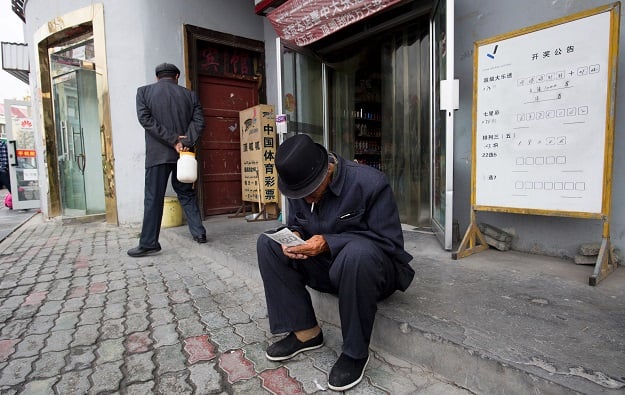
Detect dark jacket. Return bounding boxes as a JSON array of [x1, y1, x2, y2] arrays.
[[136, 78, 205, 168], [286, 154, 415, 291]]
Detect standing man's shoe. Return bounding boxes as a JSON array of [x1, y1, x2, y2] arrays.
[[328, 353, 370, 391], [193, 235, 207, 243], [127, 245, 162, 257]]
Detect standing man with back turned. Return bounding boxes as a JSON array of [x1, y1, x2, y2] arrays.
[[128, 62, 207, 258], [257, 134, 415, 391]]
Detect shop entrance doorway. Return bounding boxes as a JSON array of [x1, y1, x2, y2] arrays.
[[49, 39, 106, 219], [276, 0, 456, 249], [186, 26, 266, 218], [325, 25, 432, 229], [278, 23, 432, 227], [36, 5, 117, 224], [197, 76, 258, 215]]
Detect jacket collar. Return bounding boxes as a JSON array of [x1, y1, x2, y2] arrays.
[[158, 78, 178, 84], [327, 152, 345, 197]]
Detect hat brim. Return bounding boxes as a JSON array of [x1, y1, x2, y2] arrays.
[[277, 143, 328, 199]]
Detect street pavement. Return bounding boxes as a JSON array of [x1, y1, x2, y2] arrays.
[[0, 189, 37, 243], [0, 206, 471, 394]]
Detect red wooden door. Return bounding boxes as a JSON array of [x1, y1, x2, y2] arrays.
[[197, 75, 258, 216]]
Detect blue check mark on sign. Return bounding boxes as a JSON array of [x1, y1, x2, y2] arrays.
[[487, 44, 499, 59]]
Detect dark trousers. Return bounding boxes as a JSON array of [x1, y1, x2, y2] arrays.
[[0, 170, 10, 193], [139, 163, 206, 248], [257, 234, 397, 359]]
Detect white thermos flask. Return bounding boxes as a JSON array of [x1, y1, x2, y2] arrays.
[[177, 151, 197, 183]]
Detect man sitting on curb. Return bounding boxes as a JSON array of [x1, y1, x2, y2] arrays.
[[256, 134, 415, 391]]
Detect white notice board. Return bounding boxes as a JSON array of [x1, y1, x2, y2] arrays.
[[472, 3, 620, 218]]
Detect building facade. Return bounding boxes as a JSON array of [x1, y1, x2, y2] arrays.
[[8, 0, 625, 268]]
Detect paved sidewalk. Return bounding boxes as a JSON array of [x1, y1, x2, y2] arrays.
[[0, 214, 470, 394], [0, 189, 37, 243]]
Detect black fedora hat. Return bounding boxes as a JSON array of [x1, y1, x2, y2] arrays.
[[275, 134, 329, 199]]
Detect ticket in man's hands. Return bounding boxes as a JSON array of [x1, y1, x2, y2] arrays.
[[263, 227, 306, 247]]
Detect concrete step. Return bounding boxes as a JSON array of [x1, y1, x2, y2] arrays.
[[163, 215, 625, 395]]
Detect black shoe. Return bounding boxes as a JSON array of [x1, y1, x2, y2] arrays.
[[193, 235, 207, 243], [265, 331, 324, 361], [328, 353, 370, 391], [127, 245, 161, 257]]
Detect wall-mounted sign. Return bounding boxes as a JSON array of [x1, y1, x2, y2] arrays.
[[16, 149, 35, 158], [197, 42, 259, 78], [473, 5, 619, 217]]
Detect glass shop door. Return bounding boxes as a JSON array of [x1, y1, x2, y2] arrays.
[[52, 69, 105, 217], [276, 39, 327, 222], [430, 0, 457, 250], [5, 100, 41, 210], [277, 39, 326, 145]]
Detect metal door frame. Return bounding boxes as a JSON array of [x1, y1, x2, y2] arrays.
[[430, 0, 457, 250]]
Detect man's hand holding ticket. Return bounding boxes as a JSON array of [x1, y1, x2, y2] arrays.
[[263, 227, 306, 247]]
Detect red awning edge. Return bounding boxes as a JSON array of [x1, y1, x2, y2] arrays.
[[267, 0, 404, 47]]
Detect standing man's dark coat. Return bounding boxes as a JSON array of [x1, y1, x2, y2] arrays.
[[136, 77, 204, 167]]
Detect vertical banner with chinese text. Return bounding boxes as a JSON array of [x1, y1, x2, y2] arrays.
[[239, 105, 280, 205]]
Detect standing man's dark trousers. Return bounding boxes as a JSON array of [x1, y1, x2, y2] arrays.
[[139, 163, 206, 249], [257, 234, 397, 359]]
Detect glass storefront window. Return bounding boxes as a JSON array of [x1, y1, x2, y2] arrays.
[[280, 46, 324, 144], [5, 101, 40, 208]]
